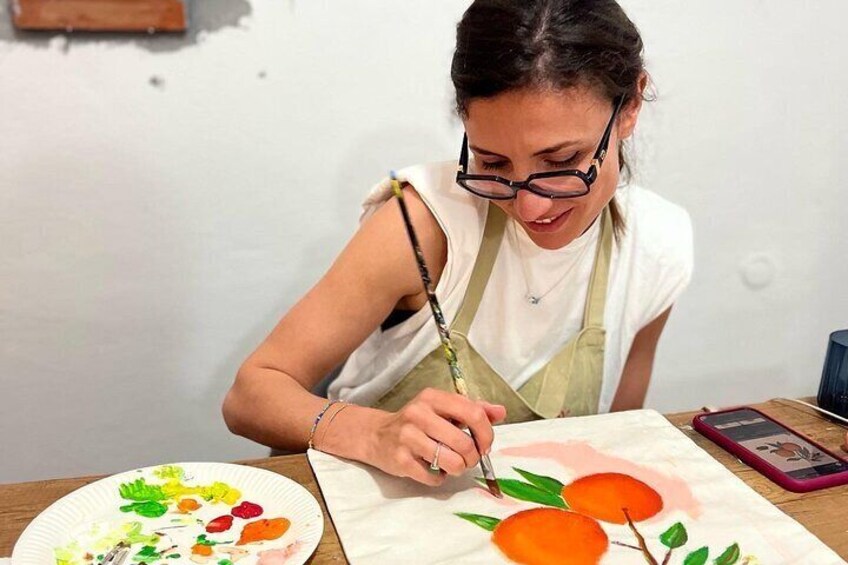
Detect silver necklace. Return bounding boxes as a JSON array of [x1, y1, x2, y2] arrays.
[[510, 220, 584, 305]]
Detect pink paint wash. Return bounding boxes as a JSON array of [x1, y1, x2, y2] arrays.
[[499, 441, 702, 519]]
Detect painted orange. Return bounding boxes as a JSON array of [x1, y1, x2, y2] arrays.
[[492, 508, 608, 565], [562, 473, 663, 524], [236, 517, 291, 546]]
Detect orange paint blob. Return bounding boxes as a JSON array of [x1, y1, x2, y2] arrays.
[[177, 498, 201, 513], [562, 473, 663, 524], [492, 508, 608, 565], [191, 543, 214, 556], [236, 517, 291, 546]]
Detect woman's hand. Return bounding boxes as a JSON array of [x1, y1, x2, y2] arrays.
[[361, 388, 506, 486]]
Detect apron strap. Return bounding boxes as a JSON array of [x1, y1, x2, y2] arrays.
[[531, 207, 612, 419], [582, 207, 614, 329], [452, 204, 507, 335]]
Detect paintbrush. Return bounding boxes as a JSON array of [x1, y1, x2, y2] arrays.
[[389, 171, 502, 498]]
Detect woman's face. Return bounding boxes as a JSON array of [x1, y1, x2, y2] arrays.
[[463, 85, 641, 250]]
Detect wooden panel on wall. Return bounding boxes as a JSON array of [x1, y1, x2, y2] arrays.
[[12, 0, 187, 32]]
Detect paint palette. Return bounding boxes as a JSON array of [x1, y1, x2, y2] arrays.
[[12, 462, 323, 565]]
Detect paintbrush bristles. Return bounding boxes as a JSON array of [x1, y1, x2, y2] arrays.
[[485, 477, 502, 498]]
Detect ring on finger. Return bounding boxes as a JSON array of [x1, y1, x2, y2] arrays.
[[429, 442, 442, 472]]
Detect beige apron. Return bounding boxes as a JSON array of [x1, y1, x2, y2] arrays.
[[373, 204, 613, 423]]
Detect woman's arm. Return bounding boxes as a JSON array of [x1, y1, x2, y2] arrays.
[[609, 307, 673, 411], [223, 187, 503, 485]]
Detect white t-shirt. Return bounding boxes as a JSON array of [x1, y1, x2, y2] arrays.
[[328, 161, 693, 412]]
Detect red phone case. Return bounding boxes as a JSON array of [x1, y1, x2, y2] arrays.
[[692, 406, 848, 493]]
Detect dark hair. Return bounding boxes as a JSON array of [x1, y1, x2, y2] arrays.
[[451, 0, 647, 236]]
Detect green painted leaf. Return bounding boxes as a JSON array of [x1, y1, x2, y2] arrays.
[[714, 543, 740, 565], [683, 547, 709, 565], [119, 478, 166, 502], [513, 468, 566, 498], [119, 500, 168, 518], [659, 522, 688, 549], [455, 512, 501, 532], [476, 478, 566, 508]]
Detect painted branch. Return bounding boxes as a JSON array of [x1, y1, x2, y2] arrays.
[[612, 541, 643, 551], [623, 508, 658, 565]]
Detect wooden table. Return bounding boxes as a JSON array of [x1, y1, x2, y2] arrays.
[[2, 399, 847, 562]]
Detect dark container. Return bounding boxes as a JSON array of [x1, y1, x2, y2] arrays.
[[817, 330, 848, 418]]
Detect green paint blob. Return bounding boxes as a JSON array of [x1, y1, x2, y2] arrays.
[[124, 522, 160, 545], [153, 465, 186, 481], [119, 478, 166, 502], [118, 473, 241, 509], [133, 545, 161, 561], [195, 534, 232, 547], [119, 500, 168, 518]]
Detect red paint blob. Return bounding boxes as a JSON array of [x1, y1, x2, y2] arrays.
[[206, 514, 234, 533], [232, 501, 264, 519]]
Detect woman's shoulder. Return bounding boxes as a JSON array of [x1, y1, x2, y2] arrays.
[[359, 160, 488, 250], [619, 183, 693, 268], [361, 160, 483, 217], [615, 183, 694, 325]]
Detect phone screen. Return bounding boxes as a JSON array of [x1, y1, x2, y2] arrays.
[[699, 409, 848, 480]]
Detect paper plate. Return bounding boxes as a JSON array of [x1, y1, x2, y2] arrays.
[[12, 462, 323, 565]]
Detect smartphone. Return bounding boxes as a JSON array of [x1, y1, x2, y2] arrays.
[[692, 407, 848, 492]]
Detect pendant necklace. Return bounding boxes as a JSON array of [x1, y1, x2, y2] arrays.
[[510, 220, 585, 306]]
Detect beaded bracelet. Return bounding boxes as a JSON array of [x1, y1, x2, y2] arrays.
[[316, 402, 352, 450], [307, 400, 342, 450]]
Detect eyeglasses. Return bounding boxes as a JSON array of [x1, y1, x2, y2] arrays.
[[455, 96, 624, 200]]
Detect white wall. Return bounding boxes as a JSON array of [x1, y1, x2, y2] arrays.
[[1, 1, 845, 483]]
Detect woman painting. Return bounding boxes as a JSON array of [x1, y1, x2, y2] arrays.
[[224, 0, 693, 487]]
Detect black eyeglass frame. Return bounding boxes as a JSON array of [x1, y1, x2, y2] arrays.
[[455, 95, 625, 200]]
